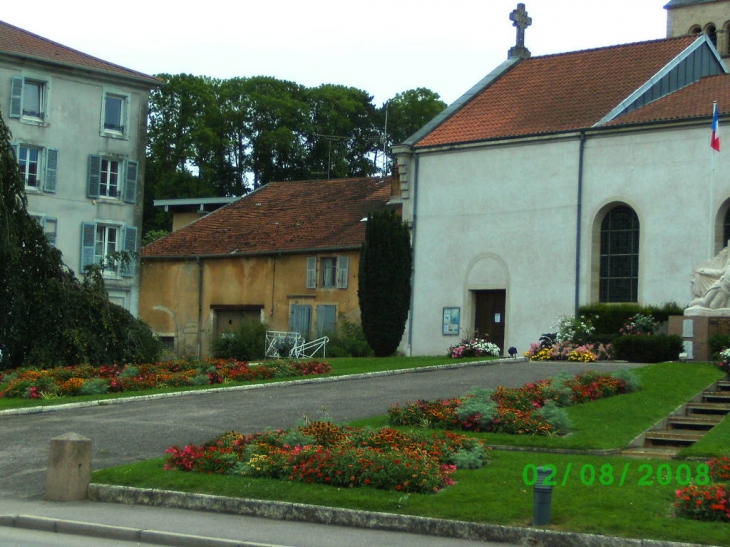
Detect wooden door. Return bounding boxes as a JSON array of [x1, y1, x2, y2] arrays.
[[474, 290, 506, 353]]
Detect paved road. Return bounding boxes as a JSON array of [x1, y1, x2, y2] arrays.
[[0, 359, 643, 500]]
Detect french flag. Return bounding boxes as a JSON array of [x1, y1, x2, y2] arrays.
[[711, 102, 720, 152]]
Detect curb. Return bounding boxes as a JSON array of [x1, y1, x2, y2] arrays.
[[0, 514, 278, 547], [86, 484, 714, 547], [0, 357, 516, 416]]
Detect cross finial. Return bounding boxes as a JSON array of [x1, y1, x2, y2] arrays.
[[508, 3, 532, 60]]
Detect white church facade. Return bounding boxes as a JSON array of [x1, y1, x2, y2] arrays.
[[394, 2, 730, 356]]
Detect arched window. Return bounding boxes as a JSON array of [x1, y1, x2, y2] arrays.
[[723, 208, 730, 248], [600, 206, 639, 302], [689, 24, 702, 35], [706, 24, 718, 47]]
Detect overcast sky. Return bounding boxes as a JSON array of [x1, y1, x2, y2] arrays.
[[4, 0, 669, 105]]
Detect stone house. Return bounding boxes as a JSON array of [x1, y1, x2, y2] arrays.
[[0, 20, 159, 314], [140, 176, 394, 357]]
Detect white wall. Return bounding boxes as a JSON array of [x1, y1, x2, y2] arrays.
[[403, 123, 730, 357]]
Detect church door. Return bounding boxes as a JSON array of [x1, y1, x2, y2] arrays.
[[474, 290, 506, 353]]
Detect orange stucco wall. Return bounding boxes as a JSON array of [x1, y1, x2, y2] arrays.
[[139, 251, 362, 357]]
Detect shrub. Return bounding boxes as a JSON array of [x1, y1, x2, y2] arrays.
[[578, 302, 682, 344], [210, 320, 267, 361], [325, 318, 374, 358], [612, 334, 683, 363], [610, 367, 641, 392], [536, 400, 572, 433], [709, 334, 730, 359], [79, 378, 110, 395], [448, 337, 500, 358]]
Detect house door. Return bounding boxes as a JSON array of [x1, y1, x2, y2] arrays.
[[474, 290, 506, 353], [215, 308, 261, 338], [289, 304, 312, 340]]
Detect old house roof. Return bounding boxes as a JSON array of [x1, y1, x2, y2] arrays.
[[143, 177, 394, 258], [0, 20, 160, 86], [415, 35, 729, 148]]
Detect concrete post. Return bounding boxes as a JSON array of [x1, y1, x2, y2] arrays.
[[533, 466, 553, 525], [45, 432, 92, 501]]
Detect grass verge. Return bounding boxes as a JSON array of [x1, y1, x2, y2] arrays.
[[0, 355, 491, 411]]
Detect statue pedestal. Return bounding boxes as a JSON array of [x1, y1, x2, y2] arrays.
[[668, 312, 730, 361]]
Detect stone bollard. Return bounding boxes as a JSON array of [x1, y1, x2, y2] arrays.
[[45, 432, 92, 501]]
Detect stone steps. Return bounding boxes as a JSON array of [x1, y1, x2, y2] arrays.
[[621, 375, 729, 458]]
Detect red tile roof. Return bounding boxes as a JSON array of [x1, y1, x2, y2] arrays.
[[143, 177, 394, 258], [606, 73, 730, 125], [0, 20, 160, 86], [416, 36, 700, 147]]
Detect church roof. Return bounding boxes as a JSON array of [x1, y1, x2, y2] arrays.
[[607, 73, 730, 126], [415, 36, 721, 148], [664, 0, 717, 7], [143, 177, 394, 258], [0, 20, 160, 86]]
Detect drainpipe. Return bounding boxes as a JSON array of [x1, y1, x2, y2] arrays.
[[406, 152, 420, 355], [197, 256, 203, 359], [574, 132, 586, 314]]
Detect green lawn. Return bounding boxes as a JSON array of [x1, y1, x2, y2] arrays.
[[92, 361, 730, 546]]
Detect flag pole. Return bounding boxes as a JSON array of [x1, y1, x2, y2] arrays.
[[710, 101, 719, 257]]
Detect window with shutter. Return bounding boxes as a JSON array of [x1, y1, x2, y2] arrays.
[[44, 149, 58, 193], [121, 225, 138, 278], [124, 161, 138, 203], [9, 76, 47, 121], [87, 155, 101, 198]]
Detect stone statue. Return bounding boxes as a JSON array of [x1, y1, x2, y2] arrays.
[[687, 245, 730, 313]]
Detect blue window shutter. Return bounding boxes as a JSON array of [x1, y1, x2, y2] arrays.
[[10, 77, 23, 118], [44, 148, 58, 193], [123, 160, 138, 203], [87, 155, 101, 198], [120, 225, 138, 277], [336, 256, 349, 289], [316, 305, 337, 337], [306, 257, 317, 288], [80, 222, 97, 271]]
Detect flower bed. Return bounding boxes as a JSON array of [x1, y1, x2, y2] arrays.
[[674, 457, 730, 522], [0, 359, 332, 399], [388, 370, 636, 436], [448, 337, 501, 359], [165, 422, 489, 494]]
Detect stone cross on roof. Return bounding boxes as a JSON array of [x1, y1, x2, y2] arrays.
[[508, 3, 532, 60]]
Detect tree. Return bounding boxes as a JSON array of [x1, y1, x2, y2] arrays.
[[0, 110, 161, 369], [358, 208, 412, 357], [380, 88, 446, 171]]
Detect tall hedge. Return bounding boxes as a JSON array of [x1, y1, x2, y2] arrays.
[[358, 208, 412, 357], [0, 110, 161, 369]]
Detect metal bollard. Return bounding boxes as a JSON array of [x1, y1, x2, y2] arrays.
[[533, 466, 552, 525]]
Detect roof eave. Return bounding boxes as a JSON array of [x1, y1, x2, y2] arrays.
[[142, 244, 364, 261], [0, 50, 161, 88], [400, 57, 524, 149]]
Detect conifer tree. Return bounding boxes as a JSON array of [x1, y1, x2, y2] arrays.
[[358, 208, 412, 357]]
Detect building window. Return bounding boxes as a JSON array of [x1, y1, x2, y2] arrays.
[[9, 76, 47, 121], [18, 146, 39, 188], [102, 92, 128, 136], [705, 24, 718, 47], [306, 256, 350, 289], [100, 159, 120, 198], [87, 156, 138, 203], [81, 222, 138, 277], [96, 224, 121, 274], [321, 257, 337, 288], [599, 205, 640, 303], [724, 208, 730, 248], [12, 144, 59, 193], [30, 215, 58, 246]]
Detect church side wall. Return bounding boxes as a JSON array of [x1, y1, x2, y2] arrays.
[[580, 125, 730, 310], [408, 139, 582, 357]]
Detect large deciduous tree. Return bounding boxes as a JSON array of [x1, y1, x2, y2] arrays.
[[358, 208, 412, 357]]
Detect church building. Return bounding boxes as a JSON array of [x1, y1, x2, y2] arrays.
[[393, 1, 730, 356]]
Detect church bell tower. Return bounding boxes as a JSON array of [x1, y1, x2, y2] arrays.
[[666, 0, 730, 58]]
